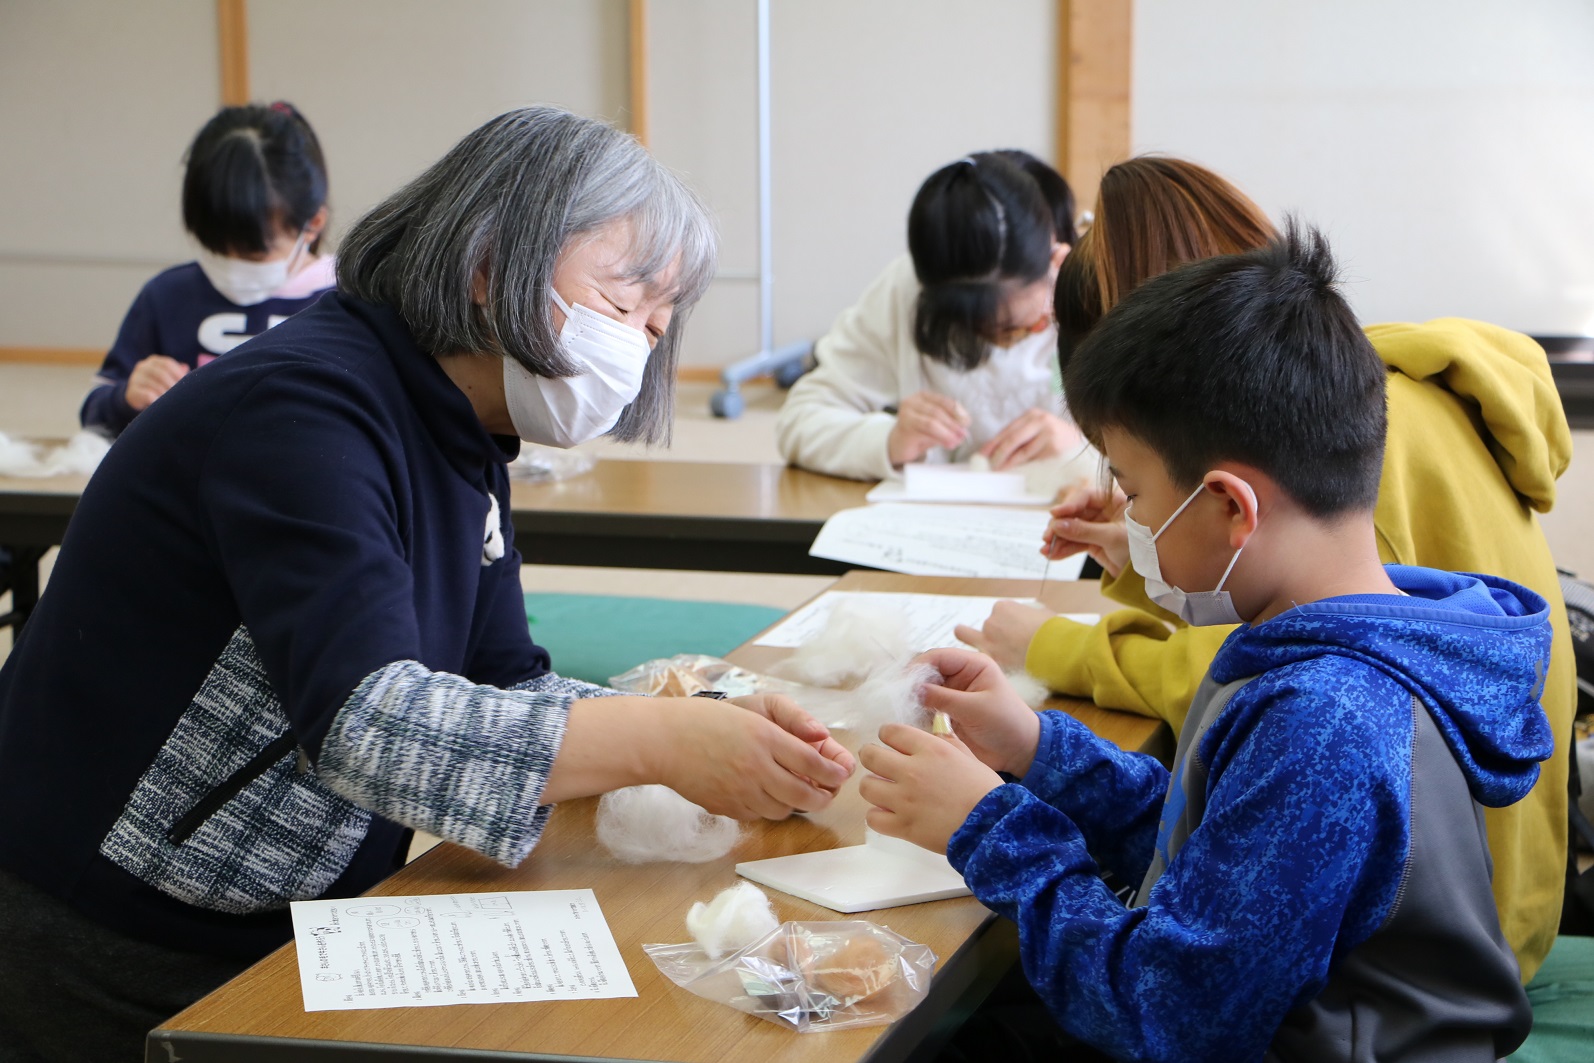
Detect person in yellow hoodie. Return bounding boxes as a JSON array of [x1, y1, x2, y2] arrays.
[[959, 155, 1576, 983]]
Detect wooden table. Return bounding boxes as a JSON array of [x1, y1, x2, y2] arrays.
[[0, 460, 872, 632], [148, 573, 1165, 1063]]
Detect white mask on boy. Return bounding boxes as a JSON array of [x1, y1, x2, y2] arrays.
[[502, 288, 652, 448], [1123, 479, 1256, 627], [196, 229, 309, 307]]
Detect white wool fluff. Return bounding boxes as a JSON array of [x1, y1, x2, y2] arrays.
[[686, 881, 780, 960], [0, 430, 109, 478], [595, 785, 741, 864], [770, 597, 914, 689], [1006, 670, 1051, 709], [795, 661, 940, 734]]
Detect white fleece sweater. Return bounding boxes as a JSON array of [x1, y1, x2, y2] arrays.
[[775, 255, 1060, 481]]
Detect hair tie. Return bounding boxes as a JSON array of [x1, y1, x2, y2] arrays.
[[269, 101, 293, 115], [957, 155, 978, 169]]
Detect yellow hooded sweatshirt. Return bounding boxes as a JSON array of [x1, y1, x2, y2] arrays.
[[1026, 319, 1575, 982]]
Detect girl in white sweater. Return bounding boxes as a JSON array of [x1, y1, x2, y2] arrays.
[[776, 151, 1082, 481]]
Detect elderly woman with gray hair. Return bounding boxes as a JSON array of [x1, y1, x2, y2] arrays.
[[0, 107, 854, 1061]]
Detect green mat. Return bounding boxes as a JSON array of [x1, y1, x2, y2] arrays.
[[1507, 935, 1594, 1062], [524, 592, 785, 686]]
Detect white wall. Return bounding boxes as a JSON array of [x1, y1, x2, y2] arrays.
[[648, 0, 1057, 362], [0, 0, 219, 347], [0, 0, 628, 352], [0, 0, 1054, 369], [1133, 0, 1594, 336]]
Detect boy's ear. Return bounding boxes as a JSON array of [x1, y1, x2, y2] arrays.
[[1203, 471, 1261, 550]]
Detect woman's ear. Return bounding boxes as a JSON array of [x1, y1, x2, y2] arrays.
[[1203, 471, 1262, 550]]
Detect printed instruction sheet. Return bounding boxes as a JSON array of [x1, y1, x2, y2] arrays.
[[809, 503, 1088, 581], [754, 590, 1099, 650], [290, 889, 636, 1012]]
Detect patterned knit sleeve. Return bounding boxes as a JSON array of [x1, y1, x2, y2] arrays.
[[316, 662, 603, 868]]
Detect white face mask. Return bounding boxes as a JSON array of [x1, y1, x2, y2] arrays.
[[196, 230, 308, 307], [1123, 479, 1256, 627], [502, 288, 652, 447]]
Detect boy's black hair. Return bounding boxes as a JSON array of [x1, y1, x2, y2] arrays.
[[909, 150, 1073, 371], [182, 102, 328, 256], [1062, 222, 1388, 517]]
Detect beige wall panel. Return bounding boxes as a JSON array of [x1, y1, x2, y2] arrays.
[[1134, 0, 1594, 335], [650, 0, 1057, 366], [0, 0, 220, 347], [249, 0, 629, 250]]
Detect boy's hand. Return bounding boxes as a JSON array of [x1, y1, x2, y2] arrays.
[[981, 408, 1083, 470], [860, 723, 1003, 854], [912, 648, 1042, 776], [954, 599, 1055, 672], [1041, 481, 1129, 577], [887, 391, 971, 466], [125, 354, 189, 411], [653, 695, 855, 820]]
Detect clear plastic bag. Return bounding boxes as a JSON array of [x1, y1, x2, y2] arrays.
[[643, 920, 936, 1033], [507, 444, 597, 482], [609, 654, 800, 699]]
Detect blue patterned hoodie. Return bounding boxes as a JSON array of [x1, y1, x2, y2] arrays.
[[948, 565, 1554, 1062]]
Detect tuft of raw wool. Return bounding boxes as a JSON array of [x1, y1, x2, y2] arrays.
[[1006, 670, 1050, 710], [770, 598, 914, 689], [0, 430, 109, 479], [596, 785, 741, 864], [686, 881, 780, 960], [795, 661, 940, 734]]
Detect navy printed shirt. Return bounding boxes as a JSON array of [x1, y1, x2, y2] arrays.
[[81, 259, 335, 436]]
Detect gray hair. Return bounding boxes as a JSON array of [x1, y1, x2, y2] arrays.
[[337, 106, 717, 445]]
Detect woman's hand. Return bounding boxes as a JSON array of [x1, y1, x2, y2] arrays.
[[954, 599, 1056, 673], [911, 648, 1042, 777], [859, 724, 1003, 854], [731, 692, 857, 785], [652, 694, 856, 820], [980, 408, 1083, 470], [887, 391, 971, 467], [1041, 481, 1129, 578], [125, 354, 189, 411]]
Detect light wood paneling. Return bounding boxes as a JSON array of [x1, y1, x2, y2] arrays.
[[216, 0, 250, 106], [1056, 0, 1133, 215], [628, 0, 649, 148], [0, 347, 102, 366]]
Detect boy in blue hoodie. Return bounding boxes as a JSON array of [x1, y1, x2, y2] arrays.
[[859, 225, 1555, 1062]]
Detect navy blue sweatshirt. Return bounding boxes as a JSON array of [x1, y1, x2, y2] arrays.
[[81, 260, 335, 436], [0, 294, 600, 958]]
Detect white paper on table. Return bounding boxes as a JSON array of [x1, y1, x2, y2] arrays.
[[866, 463, 1052, 506], [809, 503, 1087, 581], [736, 828, 970, 913], [289, 889, 636, 1012], [754, 590, 1099, 649]]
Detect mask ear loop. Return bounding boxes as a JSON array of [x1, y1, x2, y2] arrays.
[[1151, 482, 1208, 541], [284, 227, 311, 278]]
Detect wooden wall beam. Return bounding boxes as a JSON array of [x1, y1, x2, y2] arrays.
[[1056, 0, 1132, 219], [628, 0, 649, 148], [217, 0, 250, 106]]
